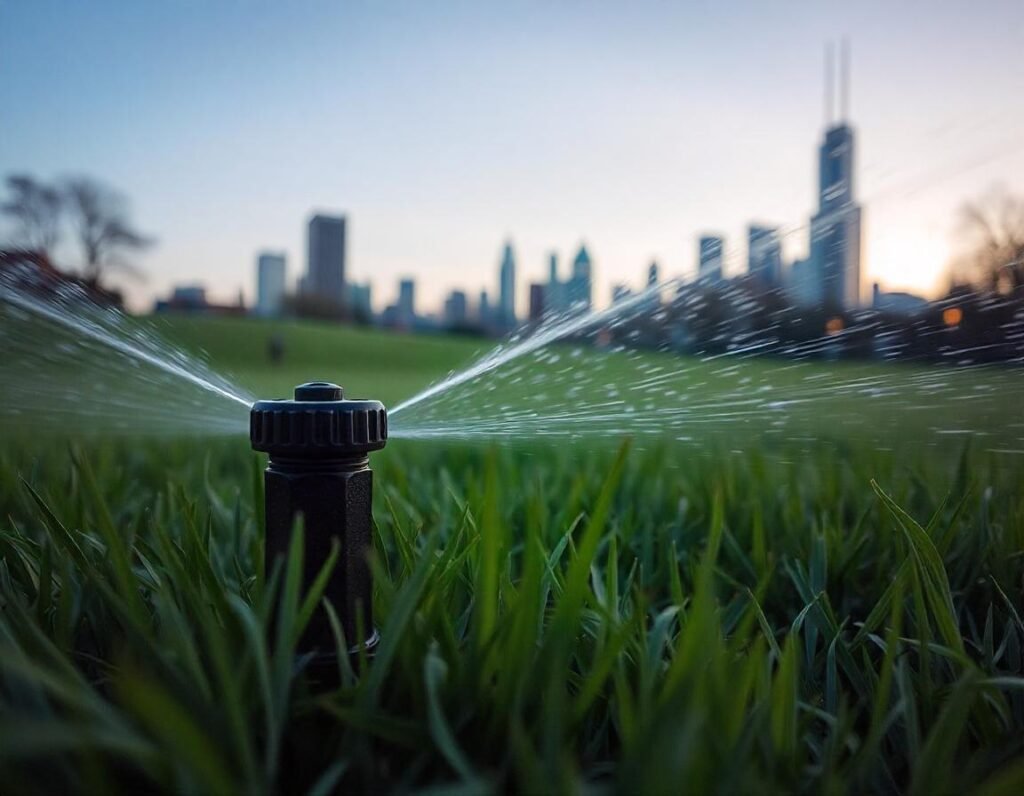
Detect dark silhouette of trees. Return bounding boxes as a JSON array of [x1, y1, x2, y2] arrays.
[[62, 176, 153, 285], [956, 186, 1024, 294], [1, 175, 63, 257]]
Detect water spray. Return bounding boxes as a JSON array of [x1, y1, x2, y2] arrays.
[[250, 382, 387, 661]]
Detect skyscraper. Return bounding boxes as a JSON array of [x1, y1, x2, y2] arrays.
[[349, 282, 372, 321], [397, 278, 415, 328], [478, 290, 491, 326], [255, 251, 286, 316], [698, 235, 725, 283], [808, 41, 862, 308], [647, 262, 659, 288], [498, 241, 516, 328], [566, 245, 593, 311], [528, 283, 545, 322], [306, 214, 346, 306], [747, 226, 783, 287], [545, 252, 563, 315], [443, 290, 468, 327]]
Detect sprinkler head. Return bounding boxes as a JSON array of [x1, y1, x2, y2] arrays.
[[250, 382, 387, 664]]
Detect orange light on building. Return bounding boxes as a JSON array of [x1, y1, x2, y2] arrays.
[[943, 307, 963, 327], [825, 317, 844, 335]]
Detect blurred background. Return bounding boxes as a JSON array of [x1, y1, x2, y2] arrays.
[[2, 0, 1022, 341]]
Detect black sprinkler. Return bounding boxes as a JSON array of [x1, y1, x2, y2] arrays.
[[250, 382, 387, 660]]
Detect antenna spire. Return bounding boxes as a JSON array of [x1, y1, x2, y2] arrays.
[[839, 38, 850, 122], [824, 42, 835, 127]]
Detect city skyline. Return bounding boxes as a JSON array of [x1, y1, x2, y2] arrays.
[[2, 2, 1023, 313]]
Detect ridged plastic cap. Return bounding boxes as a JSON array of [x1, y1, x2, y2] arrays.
[[250, 382, 387, 457]]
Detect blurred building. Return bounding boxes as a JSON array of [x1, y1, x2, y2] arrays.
[[349, 281, 372, 321], [397, 278, 416, 327], [306, 214, 346, 306], [647, 261, 659, 288], [528, 282, 545, 322], [478, 289, 491, 326], [255, 251, 286, 316], [0, 249, 122, 306], [808, 42, 862, 308], [498, 241, 517, 329], [169, 285, 207, 308], [612, 284, 632, 304], [872, 282, 928, 315], [747, 225, 783, 287], [443, 289, 468, 327], [154, 284, 245, 315], [787, 257, 818, 306], [566, 245, 593, 311], [698, 235, 725, 283], [545, 252, 563, 314]]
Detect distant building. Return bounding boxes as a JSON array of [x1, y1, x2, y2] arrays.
[[443, 289, 468, 327], [255, 251, 286, 316], [349, 282, 372, 320], [747, 226, 783, 287], [528, 282, 545, 322], [698, 235, 725, 283], [154, 283, 245, 316], [643, 260, 662, 312], [0, 249, 122, 306], [545, 252, 564, 314], [807, 43, 862, 308], [787, 257, 817, 306], [872, 282, 928, 315], [170, 285, 207, 308], [566, 245, 593, 311], [397, 278, 415, 328], [498, 242, 517, 329], [478, 289, 491, 326], [612, 284, 632, 304], [306, 214, 346, 306]]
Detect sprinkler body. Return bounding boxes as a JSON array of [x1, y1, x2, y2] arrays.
[[250, 382, 387, 658]]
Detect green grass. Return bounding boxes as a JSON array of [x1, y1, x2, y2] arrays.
[[1, 316, 1023, 794]]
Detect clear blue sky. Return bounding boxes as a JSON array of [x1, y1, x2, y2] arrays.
[[2, 0, 1023, 312]]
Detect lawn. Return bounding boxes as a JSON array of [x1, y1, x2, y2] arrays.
[[0, 314, 1022, 794]]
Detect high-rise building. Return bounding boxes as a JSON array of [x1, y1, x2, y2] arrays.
[[611, 284, 632, 304], [698, 235, 725, 283], [443, 290, 468, 327], [397, 278, 415, 327], [349, 282, 372, 321], [545, 252, 563, 315], [306, 214, 346, 306], [255, 251, 286, 316], [747, 226, 783, 287], [647, 262, 659, 288], [566, 245, 593, 311], [498, 242, 517, 328], [478, 290, 491, 326], [808, 41, 862, 309], [528, 283, 545, 322]]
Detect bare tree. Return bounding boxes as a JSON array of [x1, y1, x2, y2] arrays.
[[63, 176, 153, 285], [956, 186, 1024, 293], [1, 174, 63, 257]]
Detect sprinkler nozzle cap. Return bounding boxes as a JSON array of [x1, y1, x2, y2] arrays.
[[250, 381, 387, 457], [294, 382, 344, 401]]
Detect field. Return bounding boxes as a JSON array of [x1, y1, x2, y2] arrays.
[[1, 315, 1023, 794]]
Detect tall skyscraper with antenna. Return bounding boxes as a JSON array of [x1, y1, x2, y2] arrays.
[[808, 39, 862, 309]]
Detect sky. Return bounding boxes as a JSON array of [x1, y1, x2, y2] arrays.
[[2, 0, 1023, 314]]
